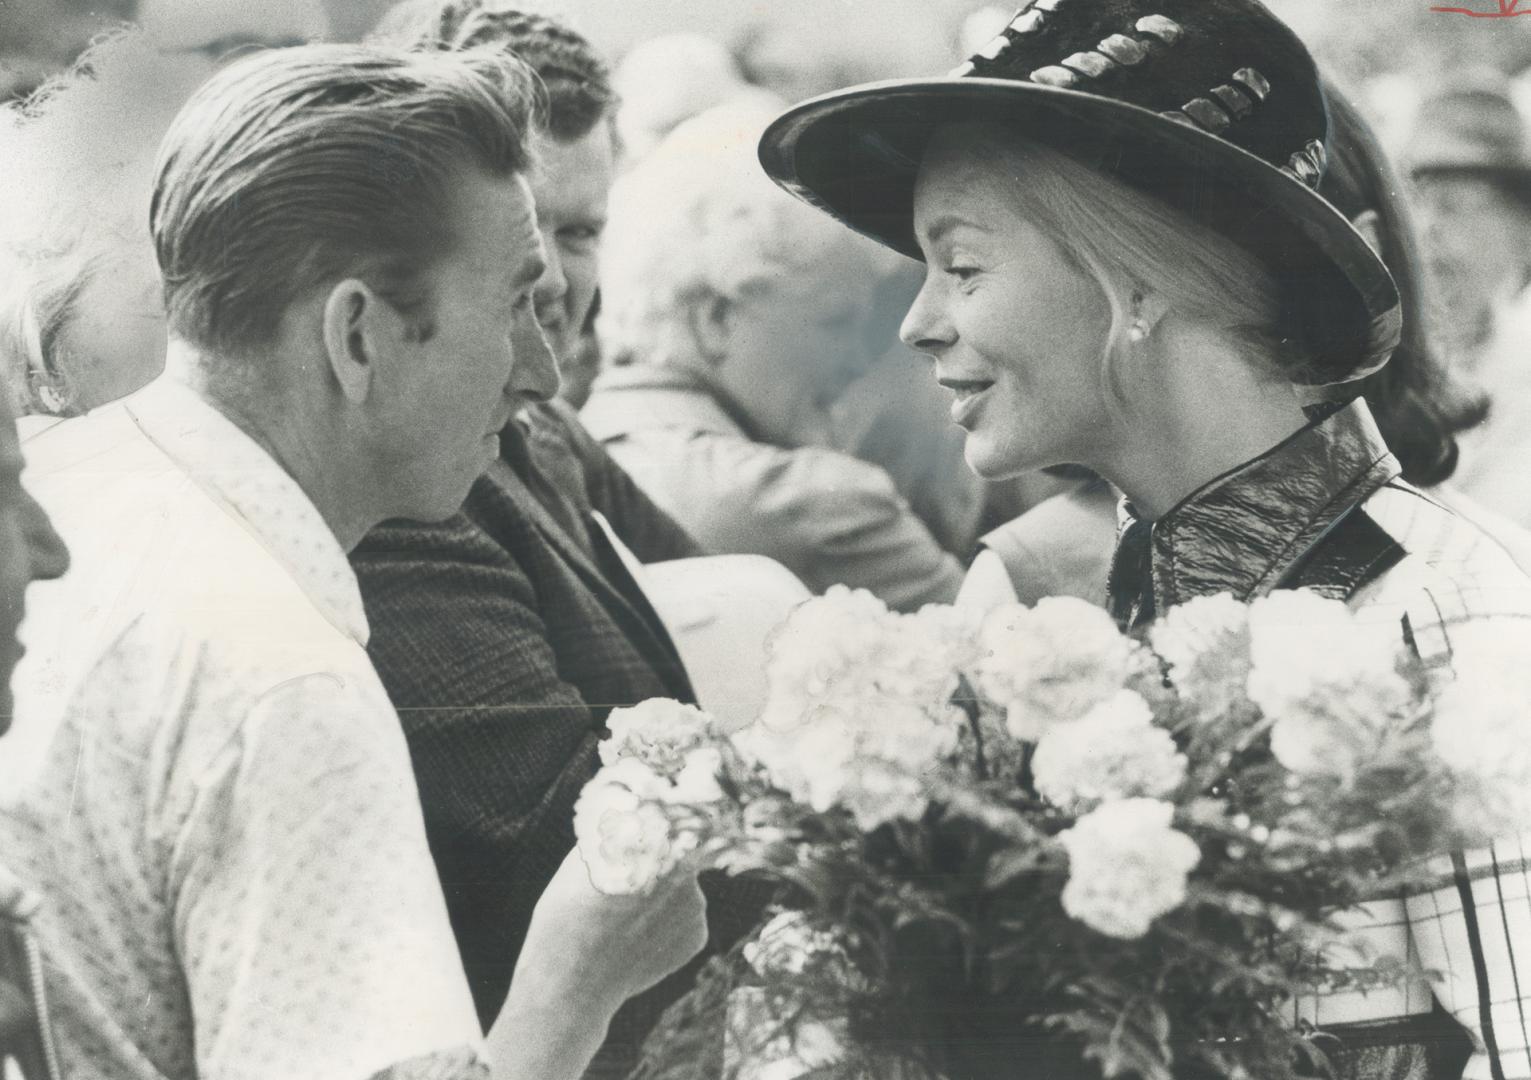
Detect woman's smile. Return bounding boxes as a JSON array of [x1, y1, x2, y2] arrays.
[[937, 375, 996, 426]]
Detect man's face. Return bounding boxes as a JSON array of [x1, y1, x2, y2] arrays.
[[0, 396, 70, 733], [713, 238, 879, 448], [530, 125, 616, 364], [378, 169, 555, 522]]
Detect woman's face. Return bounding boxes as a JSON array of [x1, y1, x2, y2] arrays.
[[0, 398, 70, 734], [901, 123, 1114, 479]]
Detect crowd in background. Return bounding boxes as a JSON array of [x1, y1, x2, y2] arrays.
[[8, 0, 1529, 601], [2, 1, 1531, 1078]]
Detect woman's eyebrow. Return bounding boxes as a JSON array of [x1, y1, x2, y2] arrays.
[[920, 214, 989, 245]]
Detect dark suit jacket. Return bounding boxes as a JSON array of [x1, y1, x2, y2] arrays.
[[352, 411, 764, 1078]]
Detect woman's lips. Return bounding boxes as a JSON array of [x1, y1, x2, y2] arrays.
[[939, 377, 995, 426]]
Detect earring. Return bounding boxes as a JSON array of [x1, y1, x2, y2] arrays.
[[1127, 290, 1149, 344]]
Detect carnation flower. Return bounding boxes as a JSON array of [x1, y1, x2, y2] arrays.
[[1245, 590, 1415, 781], [1058, 798, 1200, 939], [1432, 619, 1531, 832], [574, 757, 683, 895], [759, 588, 965, 740], [600, 698, 717, 778], [759, 586, 894, 733], [669, 746, 727, 806], [1150, 592, 1252, 716], [905, 602, 986, 680], [734, 712, 950, 832], [1032, 690, 1187, 812], [976, 597, 1138, 741]]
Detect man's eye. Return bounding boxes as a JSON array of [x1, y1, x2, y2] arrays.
[[559, 225, 602, 251], [945, 265, 978, 281]]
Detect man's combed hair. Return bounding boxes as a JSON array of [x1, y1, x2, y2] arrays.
[[370, 0, 614, 142], [150, 43, 543, 358]]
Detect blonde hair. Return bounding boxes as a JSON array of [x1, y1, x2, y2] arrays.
[[599, 100, 887, 368], [963, 123, 1300, 400]]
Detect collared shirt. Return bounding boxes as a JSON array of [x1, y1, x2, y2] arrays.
[[581, 364, 963, 613], [0, 378, 484, 1080], [1107, 400, 1531, 1079]]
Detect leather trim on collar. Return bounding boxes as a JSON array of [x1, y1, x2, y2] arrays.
[[1130, 399, 1402, 610]]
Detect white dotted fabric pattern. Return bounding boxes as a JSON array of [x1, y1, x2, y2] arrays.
[[0, 379, 485, 1080]]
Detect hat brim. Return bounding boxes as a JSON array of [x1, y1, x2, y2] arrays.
[[759, 78, 1401, 386]]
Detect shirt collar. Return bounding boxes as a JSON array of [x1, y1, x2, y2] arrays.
[[1121, 399, 1402, 613], [121, 376, 370, 645]]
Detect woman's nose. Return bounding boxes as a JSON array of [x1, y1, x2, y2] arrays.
[[23, 494, 68, 584], [898, 277, 954, 355]]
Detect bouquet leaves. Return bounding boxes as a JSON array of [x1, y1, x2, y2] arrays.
[[574, 587, 1531, 1080]]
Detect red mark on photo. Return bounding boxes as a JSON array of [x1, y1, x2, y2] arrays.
[[1431, 0, 1531, 16]]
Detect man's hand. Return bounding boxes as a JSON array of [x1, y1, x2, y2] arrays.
[[485, 847, 708, 1080]]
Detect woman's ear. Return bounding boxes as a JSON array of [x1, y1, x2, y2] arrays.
[[1350, 209, 1384, 258], [686, 293, 732, 367], [321, 279, 394, 404]]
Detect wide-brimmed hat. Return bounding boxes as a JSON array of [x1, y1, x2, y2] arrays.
[[1405, 75, 1531, 185], [758, 0, 1400, 387]]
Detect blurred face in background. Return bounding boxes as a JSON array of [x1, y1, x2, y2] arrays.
[[706, 236, 879, 447], [50, 241, 167, 412], [1413, 172, 1531, 353], [0, 393, 69, 732], [530, 124, 616, 365]]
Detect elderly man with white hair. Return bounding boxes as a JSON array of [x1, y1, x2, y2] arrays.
[[583, 103, 964, 612]]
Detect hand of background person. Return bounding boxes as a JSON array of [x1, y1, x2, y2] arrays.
[[486, 847, 708, 1080]]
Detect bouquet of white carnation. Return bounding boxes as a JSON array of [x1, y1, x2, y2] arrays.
[[574, 586, 1529, 1080]]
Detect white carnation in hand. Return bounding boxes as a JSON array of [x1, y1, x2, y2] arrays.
[[574, 758, 683, 895], [600, 698, 717, 778], [976, 597, 1137, 741], [1058, 798, 1200, 939], [1032, 690, 1187, 812], [1150, 592, 1252, 716], [1245, 590, 1414, 781], [1432, 619, 1531, 831]]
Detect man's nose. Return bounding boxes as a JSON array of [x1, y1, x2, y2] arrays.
[[534, 235, 569, 325], [511, 313, 561, 404]]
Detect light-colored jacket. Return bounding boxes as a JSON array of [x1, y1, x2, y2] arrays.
[[581, 364, 964, 612]]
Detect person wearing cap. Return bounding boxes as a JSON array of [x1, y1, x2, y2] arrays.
[[758, 1, 1531, 1077], [1406, 76, 1531, 528]]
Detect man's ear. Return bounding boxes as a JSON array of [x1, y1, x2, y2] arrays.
[[1350, 209, 1384, 258], [321, 279, 397, 404], [686, 293, 732, 367]]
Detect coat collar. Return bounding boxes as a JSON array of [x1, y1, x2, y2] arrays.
[[1117, 399, 1402, 616], [580, 364, 764, 444]]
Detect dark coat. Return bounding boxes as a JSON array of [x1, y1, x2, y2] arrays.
[[351, 408, 763, 1078]]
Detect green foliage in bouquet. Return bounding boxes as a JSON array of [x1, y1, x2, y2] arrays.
[[575, 589, 1528, 1080]]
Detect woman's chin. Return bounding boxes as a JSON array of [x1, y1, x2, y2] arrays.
[[962, 439, 1035, 482]]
